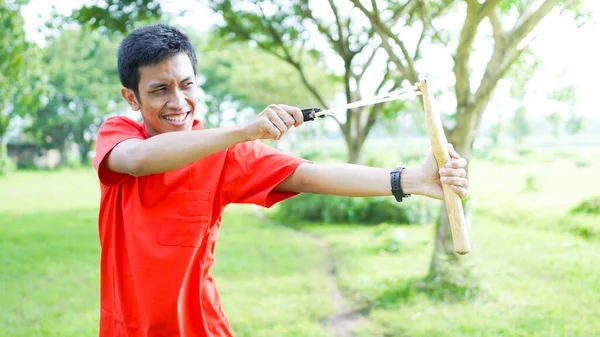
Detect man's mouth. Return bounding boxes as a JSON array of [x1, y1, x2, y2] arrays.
[[162, 112, 190, 125]]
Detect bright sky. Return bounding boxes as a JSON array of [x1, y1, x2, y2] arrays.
[[21, 0, 600, 121]]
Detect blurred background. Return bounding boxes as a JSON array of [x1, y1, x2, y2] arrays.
[[1, 0, 599, 336]]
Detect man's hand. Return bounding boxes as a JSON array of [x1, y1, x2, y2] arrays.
[[419, 144, 468, 200], [242, 104, 304, 141]]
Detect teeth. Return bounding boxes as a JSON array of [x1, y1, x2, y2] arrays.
[[164, 113, 187, 123]]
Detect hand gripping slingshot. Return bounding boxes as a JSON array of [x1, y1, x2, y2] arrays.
[[302, 79, 471, 255]]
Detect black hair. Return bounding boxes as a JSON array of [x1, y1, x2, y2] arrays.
[[117, 24, 197, 101]]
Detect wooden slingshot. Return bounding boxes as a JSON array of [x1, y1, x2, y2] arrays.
[[302, 79, 470, 255]]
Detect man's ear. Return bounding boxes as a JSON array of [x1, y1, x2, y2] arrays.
[[121, 88, 140, 111]]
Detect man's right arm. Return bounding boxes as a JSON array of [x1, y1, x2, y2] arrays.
[[105, 126, 247, 176], [105, 104, 305, 177]]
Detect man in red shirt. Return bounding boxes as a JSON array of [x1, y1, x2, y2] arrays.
[[93, 24, 468, 336]]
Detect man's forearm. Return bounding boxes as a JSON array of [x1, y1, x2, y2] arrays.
[[276, 163, 424, 197], [128, 126, 246, 176]]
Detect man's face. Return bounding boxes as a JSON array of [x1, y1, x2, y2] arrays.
[[122, 53, 197, 137]]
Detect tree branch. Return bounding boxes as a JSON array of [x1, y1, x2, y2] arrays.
[[356, 45, 379, 84], [454, 0, 485, 110], [327, 0, 347, 58], [390, 1, 417, 26], [507, 0, 561, 49], [473, 0, 562, 114], [479, 0, 502, 17], [488, 8, 504, 44]]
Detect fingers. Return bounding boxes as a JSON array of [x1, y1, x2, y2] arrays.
[[265, 106, 288, 139], [439, 167, 466, 177], [261, 117, 281, 140], [447, 143, 460, 159], [276, 104, 304, 127], [440, 176, 468, 188], [269, 104, 296, 129], [450, 185, 469, 199], [440, 143, 469, 199], [445, 157, 467, 169], [260, 104, 304, 140]]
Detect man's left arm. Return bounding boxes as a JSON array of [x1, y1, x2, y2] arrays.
[[274, 146, 468, 201]]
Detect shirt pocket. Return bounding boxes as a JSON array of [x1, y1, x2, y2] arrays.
[[158, 191, 211, 248]]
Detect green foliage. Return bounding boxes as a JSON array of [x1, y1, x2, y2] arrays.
[[371, 223, 407, 253], [0, 0, 47, 148], [564, 214, 600, 241], [565, 113, 586, 135], [0, 154, 17, 176], [510, 106, 531, 144], [573, 158, 591, 168], [25, 28, 124, 165], [275, 193, 439, 226], [523, 173, 541, 192], [194, 33, 341, 127], [570, 196, 600, 215], [275, 193, 407, 225], [70, 0, 162, 34]]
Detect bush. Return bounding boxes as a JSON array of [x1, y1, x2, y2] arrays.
[[563, 214, 599, 241], [371, 223, 407, 253], [555, 197, 600, 241], [570, 196, 600, 215], [523, 173, 541, 192], [0, 156, 17, 175], [274, 193, 440, 225]]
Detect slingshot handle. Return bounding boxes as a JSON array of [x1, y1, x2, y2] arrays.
[[417, 79, 470, 255]]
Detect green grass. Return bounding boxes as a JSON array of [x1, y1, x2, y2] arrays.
[[289, 147, 600, 336], [1, 144, 600, 337], [0, 169, 336, 337]]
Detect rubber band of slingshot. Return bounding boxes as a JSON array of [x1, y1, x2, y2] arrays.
[[315, 87, 421, 117]]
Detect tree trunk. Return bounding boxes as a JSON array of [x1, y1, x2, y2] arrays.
[[59, 141, 69, 167], [346, 137, 363, 164], [79, 141, 92, 166], [0, 135, 8, 175]]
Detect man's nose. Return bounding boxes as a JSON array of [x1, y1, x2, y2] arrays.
[[167, 89, 186, 109]]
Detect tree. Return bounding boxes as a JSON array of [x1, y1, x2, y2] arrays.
[[206, 0, 437, 164], [26, 28, 124, 165], [194, 33, 341, 129], [548, 84, 584, 135], [71, 0, 589, 289], [507, 54, 539, 145], [70, 0, 161, 34], [511, 106, 531, 145], [0, 0, 47, 174], [206, 0, 588, 285], [424, 0, 586, 282]]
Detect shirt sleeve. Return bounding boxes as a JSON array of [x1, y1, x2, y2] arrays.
[[92, 116, 145, 186], [222, 141, 310, 208]]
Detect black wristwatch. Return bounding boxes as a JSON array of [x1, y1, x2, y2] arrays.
[[390, 167, 411, 202]]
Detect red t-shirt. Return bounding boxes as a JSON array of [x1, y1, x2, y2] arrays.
[[92, 116, 306, 336]]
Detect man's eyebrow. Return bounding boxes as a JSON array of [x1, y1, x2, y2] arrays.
[[180, 77, 194, 83], [148, 82, 168, 89]]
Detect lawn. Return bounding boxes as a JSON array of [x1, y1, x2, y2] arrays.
[[0, 169, 336, 337], [1, 143, 599, 337], [289, 146, 600, 336]]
